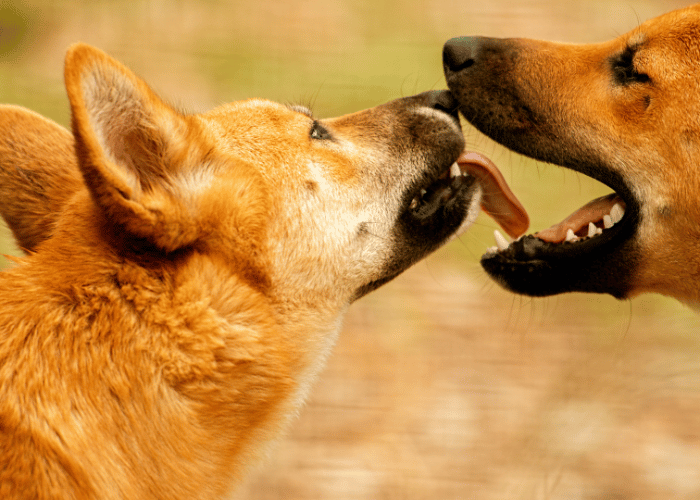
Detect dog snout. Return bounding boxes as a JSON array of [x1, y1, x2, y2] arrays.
[[410, 90, 464, 152], [443, 37, 486, 74], [423, 89, 459, 118]]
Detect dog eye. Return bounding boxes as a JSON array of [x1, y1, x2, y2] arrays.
[[310, 121, 332, 141], [612, 46, 650, 85]]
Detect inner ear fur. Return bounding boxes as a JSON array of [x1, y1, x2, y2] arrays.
[[64, 43, 209, 252]]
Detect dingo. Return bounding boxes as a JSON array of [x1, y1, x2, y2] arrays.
[[0, 44, 526, 499], [444, 5, 700, 305]]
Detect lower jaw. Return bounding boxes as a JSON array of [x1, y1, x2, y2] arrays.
[[356, 181, 482, 301], [480, 229, 639, 299], [478, 181, 642, 292]]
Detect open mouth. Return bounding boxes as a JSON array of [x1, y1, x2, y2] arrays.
[[479, 164, 641, 298], [405, 150, 530, 239], [487, 192, 628, 253], [441, 33, 648, 298], [406, 159, 476, 221], [355, 149, 529, 302]]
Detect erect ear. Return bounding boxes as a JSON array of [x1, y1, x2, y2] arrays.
[[0, 105, 83, 252], [64, 43, 207, 252]]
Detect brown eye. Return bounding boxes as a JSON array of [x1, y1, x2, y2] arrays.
[[310, 121, 332, 140]]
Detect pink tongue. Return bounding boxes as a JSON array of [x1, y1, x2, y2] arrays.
[[458, 151, 530, 239], [536, 193, 623, 243]]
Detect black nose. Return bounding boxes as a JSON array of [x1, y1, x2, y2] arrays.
[[423, 89, 459, 116], [443, 37, 483, 73]]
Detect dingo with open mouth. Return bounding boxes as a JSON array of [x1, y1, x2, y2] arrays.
[[445, 5, 700, 306]]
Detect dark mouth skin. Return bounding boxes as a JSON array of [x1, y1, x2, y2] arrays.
[[479, 167, 641, 298], [354, 92, 477, 301], [443, 36, 643, 299], [400, 169, 478, 251], [355, 172, 478, 300]]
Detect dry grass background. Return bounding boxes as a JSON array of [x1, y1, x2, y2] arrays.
[[1, 1, 700, 498]]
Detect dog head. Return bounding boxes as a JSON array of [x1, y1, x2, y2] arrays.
[[0, 44, 535, 496], [443, 5, 700, 305], [1, 44, 513, 315], [63, 44, 483, 308]]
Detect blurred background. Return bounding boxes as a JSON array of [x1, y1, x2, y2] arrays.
[[1, 0, 700, 498]]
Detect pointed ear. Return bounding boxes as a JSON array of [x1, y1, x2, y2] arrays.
[[64, 43, 206, 252], [0, 105, 83, 252]]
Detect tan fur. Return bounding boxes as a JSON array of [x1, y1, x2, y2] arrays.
[[445, 5, 700, 305], [0, 44, 477, 499], [0, 105, 83, 251], [517, 8, 700, 303]]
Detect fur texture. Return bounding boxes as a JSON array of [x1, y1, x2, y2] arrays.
[[444, 5, 700, 305], [0, 44, 480, 499]]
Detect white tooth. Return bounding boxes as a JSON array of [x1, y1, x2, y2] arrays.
[[409, 197, 419, 210], [603, 215, 613, 229], [450, 162, 461, 178], [486, 246, 498, 254], [565, 228, 577, 242], [420, 188, 427, 197], [494, 230, 510, 251], [610, 203, 624, 224], [588, 222, 597, 238]]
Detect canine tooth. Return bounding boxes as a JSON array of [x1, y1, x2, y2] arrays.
[[494, 230, 510, 251], [420, 188, 427, 197], [450, 162, 461, 178], [603, 215, 613, 229], [565, 228, 577, 242], [610, 203, 624, 224], [587, 222, 597, 238], [409, 197, 419, 210]]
